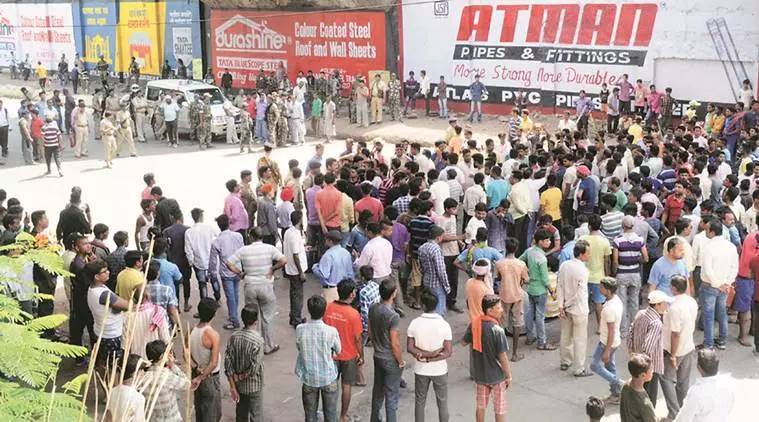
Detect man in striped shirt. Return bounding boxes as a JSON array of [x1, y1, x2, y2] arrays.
[[600, 194, 624, 241], [41, 115, 63, 176], [628, 290, 671, 406], [612, 216, 648, 338], [225, 304, 264, 421]]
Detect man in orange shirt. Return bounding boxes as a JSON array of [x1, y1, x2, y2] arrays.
[[323, 280, 364, 422], [315, 173, 343, 233], [465, 259, 494, 322], [495, 237, 529, 361]]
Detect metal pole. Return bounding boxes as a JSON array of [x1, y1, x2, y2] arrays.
[[707, 19, 739, 102], [719, 17, 752, 90]]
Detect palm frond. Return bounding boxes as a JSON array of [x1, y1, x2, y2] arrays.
[[25, 315, 68, 332]]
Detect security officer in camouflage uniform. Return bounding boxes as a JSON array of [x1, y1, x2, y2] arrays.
[[266, 92, 280, 146], [387, 72, 403, 121], [315, 71, 329, 100], [92, 88, 105, 139], [256, 69, 268, 93], [276, 93, 289, 146], [239, 106, 253, 153], [188, 96, 201, 143], [349, 76, 360, 124], [198, 93, 213, 149], [152, 94, 166, 141], [96, 55, 109, 89]]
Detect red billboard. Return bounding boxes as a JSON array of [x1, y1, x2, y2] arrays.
[[210, 9, 387, 89]]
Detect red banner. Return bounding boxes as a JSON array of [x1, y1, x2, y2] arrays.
[[210, 9, 386, 89]]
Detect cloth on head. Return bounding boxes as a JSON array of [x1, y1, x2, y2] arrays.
[[472, 259, 491, 276], [577, 165, 591, 177]]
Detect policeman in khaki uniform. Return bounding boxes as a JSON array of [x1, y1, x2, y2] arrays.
[[115, 98, 137, 157], [369, 73, 387, 124], [387, 72, 403, 121], [131, 89, 149, 143], [99, 111, 117, 168], [198, 93, 213, 150], [72, 99, 90, 158], [91, 88, 104, 139]]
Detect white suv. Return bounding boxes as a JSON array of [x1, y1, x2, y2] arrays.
[[145, 79, 240, 138]]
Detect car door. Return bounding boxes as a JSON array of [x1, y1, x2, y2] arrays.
[[176, 90, 191, 135]]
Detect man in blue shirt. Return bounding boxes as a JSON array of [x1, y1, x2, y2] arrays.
[[152, 237, 183, 304], [313, 230, 355, 303], [485, 166, 510, 210], [575, 165, 597, 218], [468, 74, 486, 123], [647, 237, 687, 296]]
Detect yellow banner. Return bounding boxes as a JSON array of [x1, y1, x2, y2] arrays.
[[118, 1, 165, 75]]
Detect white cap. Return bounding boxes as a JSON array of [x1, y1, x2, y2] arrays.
[[648, 290, 674, 305]]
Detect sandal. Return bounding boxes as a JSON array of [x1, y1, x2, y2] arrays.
[[223, 323, 238, 330], [574, 370, 594, 377], [560, 363, 570, 371], [409, 303, 421, 310], [537, 343, 558, 351]]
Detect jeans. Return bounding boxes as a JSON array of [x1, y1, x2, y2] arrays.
[[255, 118, 268, 142], [444, 256, 459, 307], [286, 274, 304, 324], [303, 381, 339, 422], [615, 272, 640, 337], [371, 357, 402, 422], [414, 373, 449, 422], [430, 284, 447, 316], [243, 282, 278, 352], [236, 391, 263, 422], [44, 145, 62, 172], [0, 125, 8, 157], [469, 100, 482, 122], [222, 276, 240, 326], [195, 267, 220, 301], [661, 350, 694, 419], [194, 373, 222, 422], [700, 285, 728, 347], [438, 97, 448, 118], [512, 215, 530, 257], [754, 302, 759, 350], [590, 342, 622, 397], [607, 114, 619, 133], [525, 293, 547, 346], [165, 119, 178, 145]]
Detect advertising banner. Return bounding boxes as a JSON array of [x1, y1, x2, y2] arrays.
[[210, 9, 387, 89], [118, 1, 165, 75], [74, 0, 118, 70], [401, 0, 759, 110], [15, 3, 77, 69], [164, 0, 202, 73], [0, 5, 18, 67]]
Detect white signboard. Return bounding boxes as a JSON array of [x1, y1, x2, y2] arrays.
[[401, 0, 759, 109], [15, 3, 77, 69]]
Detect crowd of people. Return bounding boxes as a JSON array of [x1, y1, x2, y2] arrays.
[[2, 62, 759, 422]]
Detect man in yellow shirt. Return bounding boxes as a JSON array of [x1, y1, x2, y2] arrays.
[[36, 61, 48, 90], [627, 116, 643, 142], [539, 174, 562, 225], [444, 116, 458, 142], [520, 109, 534, 135], [115, 250, 145, 300], [578, 215, 612, 328]]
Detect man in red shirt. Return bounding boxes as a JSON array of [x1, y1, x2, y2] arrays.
[[354, 183, 384, 223], [323, 280, 364, 422], [661, 180, 686, 233], [315, 173, 343, 233], [30, 108, 45, 162]]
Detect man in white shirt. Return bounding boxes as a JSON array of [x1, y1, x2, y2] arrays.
[[185, 208, 220, 300], [428, 169, 450, 216], [407, 290, 453, 421], [419, 69, 431, 116], [699, 220, 739, 350], [355, 221, 393, 281], [675, 349, 735, 422], [283, 210, 308, 326], [589, 277, 624, 405], [557, 239, 592, 377], [557, 111, 577, 133], [661, 275, 698, 420], [509, 169, 531, 256], [463, 173, 487, 228]]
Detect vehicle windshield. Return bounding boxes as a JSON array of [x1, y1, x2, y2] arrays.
[[188, 88, 226, 105]]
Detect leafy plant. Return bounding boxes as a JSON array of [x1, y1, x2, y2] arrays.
[[0, 232, 90, 421]]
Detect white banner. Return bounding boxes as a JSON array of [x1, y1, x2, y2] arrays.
[[172, 27, 193, 67], [0, 5, 18, 67], [15, 4, 76, 69], [401, 0, 759, 107]]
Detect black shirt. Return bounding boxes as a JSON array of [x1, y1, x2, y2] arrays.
[[154, 197, 182, 232], [56, 205, 91, 240], [163, 223, 190, 271], [463, 320, 509, 384]]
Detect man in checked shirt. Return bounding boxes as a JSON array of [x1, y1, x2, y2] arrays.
[[418, 225, 451, 316], [225, 304, 265, 421], [628, 290, 671, 406]]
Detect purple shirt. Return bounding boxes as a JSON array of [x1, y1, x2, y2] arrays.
[[574, 96, 592, 116], [256, 98, 268, 120], [389, 221, 409, 263], [617, 80, 633, 101], [305, 185, 322, 226], [224, 193, 249, 232]]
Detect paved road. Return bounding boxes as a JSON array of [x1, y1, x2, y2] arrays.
[[1, 96, 757, 421]]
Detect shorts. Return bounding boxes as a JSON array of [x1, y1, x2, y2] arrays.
[[336, 358, 359, 385], [734, 277, 755, 313], [501, 300, 524, 328], [588, 282, 606, 304], [475, 381, 507, 415], [410, 258, 423, 288], [96, 336, 123, 367]]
